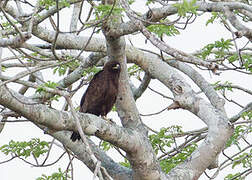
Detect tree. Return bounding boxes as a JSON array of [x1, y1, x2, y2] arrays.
[[0, 0, 251, 179]]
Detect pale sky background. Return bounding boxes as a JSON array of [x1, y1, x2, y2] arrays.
[[0, 1, 252, 179]]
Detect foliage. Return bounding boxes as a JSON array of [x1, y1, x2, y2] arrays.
[[148, 126, 197, 172], [53, 60, 79, 76], [36, 81, 59, 94], [127, 64, 142, 77], [199, 38, 233, 60], [173, 0, 198, 17], [232, 152, 252, 169], [36, 168, 70, 180], [1, 66, 6, 72], [147, 24, 180, 38], [36, 81, 60, 102], [160, 143, 198, 173], [227, 54, 252, 72], [213, 81, 233, 92], [226, 125, 252, 149], [146, 0, 154, 5], [206, 12, 220, 26], [94, 4, 124, 20], [224, 173, 242, 180], [119, 158, 131, 168], [82, 66, 101, 78], [0, 0, 252, 179], [1, 21, 12, 31], [243, 54, 252, 72], [149, 126, 183, 154], [111, 105, 117, 112], [39, 0, 70, 10], [0, 138, 49, 158], [39, 0, 55, 10], [100, 140, 113, 152], [241, 110, 252, 120]]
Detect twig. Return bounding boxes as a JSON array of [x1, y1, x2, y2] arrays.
[[64, 96, 105, 180]]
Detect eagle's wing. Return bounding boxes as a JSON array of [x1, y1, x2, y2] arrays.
[[80, 70, 107, 113]]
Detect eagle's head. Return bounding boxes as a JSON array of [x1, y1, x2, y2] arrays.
[[105, 61, 121, 73]]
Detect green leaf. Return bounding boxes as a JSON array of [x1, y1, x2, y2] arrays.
[[226, 125, 248, 149], [127, 64, 142, 77], [241, 110, 252, 120], [36, 81, 59, 94], [199, 38, 233, 60], [224, 173, 241, 180], [232, 152, 252, 169], [53, 59, 79, 76], [94, 4, 124, 20], [39, 0, 55, 10], [149, 126, 183, 154], [0, 138, 49, 158], [242, 54, 252, 72], [160, 143, 198, 173], [82, 66, 101, 78], [147, 24, 180, 38], [173, 0, 198, 17], [100, 141, 113, 151], [1, 66, 6, 72], [39, 0, 70, 10], [206, 12, 219, 26], [228, 54, 238, 63], [36, 168, 70, 180], [119, 158, 131, 168]]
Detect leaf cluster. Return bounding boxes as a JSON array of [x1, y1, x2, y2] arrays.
[[0, 16, 18, 33], [100, 140, 113, 152], [119, 158, 131, 168], [36, 81, 59, 94], [224, 173, 242, 180], [149, 126, 183, 154], [206, 12, 220, 26], [147, 24, 180, 38], [213, 81, 233, 92], [173, 0, 198, 17], [226, 125, 252, 149], [0, 138, 49, 158], [53, 60, 79, 76], [36, 168, 70, 180], [199, 38, 233, 60], [160, 143, 197, 173], [241, 110, 252, 120], [232, 152, 252, 169], [82, 66, 101, 78], [227, 54, 252, 72], [39, 0, 70, 10], [1, 66, 6, 72], [94, 4, 124, 20], [127, 64, 142, 77]]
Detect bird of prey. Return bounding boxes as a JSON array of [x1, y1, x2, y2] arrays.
[[71, 61, 121, 141]]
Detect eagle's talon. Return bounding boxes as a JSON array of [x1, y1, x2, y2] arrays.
[[102, 116, 115, 124]]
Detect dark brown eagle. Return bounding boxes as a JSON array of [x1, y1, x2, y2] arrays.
[[70, 61, 121, 141]]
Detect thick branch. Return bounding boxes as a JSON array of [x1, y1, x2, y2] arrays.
[[52, 131, 132, 180], [0, 83, 143, 155], [167, 60, 225, 112], [125, 46, 234, 179], [223, 7, 252, 41], [0, 33, 31, 48]]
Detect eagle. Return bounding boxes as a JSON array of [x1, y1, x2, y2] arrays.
[[70, 61, 121, 141]]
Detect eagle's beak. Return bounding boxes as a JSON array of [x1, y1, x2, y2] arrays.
[[112, 64, 120, 70]]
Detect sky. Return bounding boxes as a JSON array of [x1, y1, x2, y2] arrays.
[[0, 1, 252, 180]]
